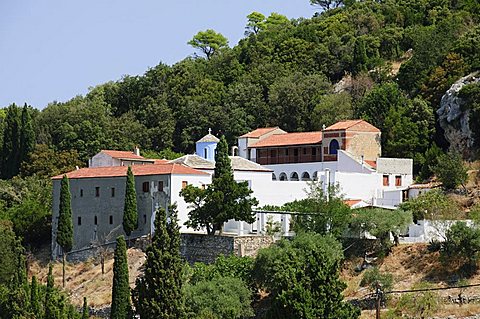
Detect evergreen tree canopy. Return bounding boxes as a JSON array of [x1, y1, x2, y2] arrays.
[[1, 104, 21, 179], [19, 103, 35, 167], [57, 175, 73, 253], [110, 236, 131, 319], [122, 166, 138, 237], [133, 206, 185, 318]]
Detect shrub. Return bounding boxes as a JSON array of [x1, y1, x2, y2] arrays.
[[440, 221, 480, 272], [360, 267, 393, 293], [185, 276, 254, 319]]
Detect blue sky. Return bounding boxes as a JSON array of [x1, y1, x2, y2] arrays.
[[0, 1, 316, 109]]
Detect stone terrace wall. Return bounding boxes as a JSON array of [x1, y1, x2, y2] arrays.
[[180, 233, 273, 264]]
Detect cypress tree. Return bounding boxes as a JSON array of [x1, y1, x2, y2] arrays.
[[45, 264, 58, 319], [122, 166, 138, 237], [82, 297, 89, 319], [352, 37, 368, 75], [30, 276, 41, 316], [19, 103, 35, 166], [57, 175, 73, 287], [1, 104, 21, 179], [110, 236, 131, 319], [133, 205, 185, 318]]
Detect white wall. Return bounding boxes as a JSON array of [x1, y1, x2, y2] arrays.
[[333, 172, 379, 202], [170, 174, 212, 232], [337, 151, 374, 174], [405, 220, 474, 242], [90, 153, 119, 167], [265, 162, 337, 181], [238, 138, 248, 159]]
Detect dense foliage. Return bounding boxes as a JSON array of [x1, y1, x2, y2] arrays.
[[440, 221, 480, 272], [254, 233, 359, 319], [133, 206, 185, 318], [111, 236, 132, 319]]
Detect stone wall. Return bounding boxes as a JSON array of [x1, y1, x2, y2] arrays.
[[180, 233, 274, 264]]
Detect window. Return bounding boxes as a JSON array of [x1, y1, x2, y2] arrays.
[[294, 149, 298, 156], [95, 187, 100, 197], [80, 189, 83, 197], [303, 148, 307, 155], [329, 139, 340, 155], [111, 187, 115, 197], [270, 149, 276, 157], [285, 149, 289, 156], [143, 182, 150, 193], [158, 181, 164, 192], [204, 148, 208, 159], [395, 175, 402, 186], [383, 175, 389, 186], [109, 215, 113, 225], [182, 181, 188, 189], [77, 216, 82, 226], [94, 216, 98, 225], [143, 214, 147, 224], [312, 147, 317, 156]]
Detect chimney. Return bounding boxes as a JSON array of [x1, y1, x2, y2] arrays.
[[134, 146, 140, 156]]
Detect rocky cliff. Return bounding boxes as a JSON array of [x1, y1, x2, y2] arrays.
[[437, 72, 480, 158]]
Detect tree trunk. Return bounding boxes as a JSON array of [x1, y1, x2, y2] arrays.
[[101, 254, 105, 275], [62, 253, 66, 288]]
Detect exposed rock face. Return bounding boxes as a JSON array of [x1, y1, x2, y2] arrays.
[[437, 72, 480, 158]]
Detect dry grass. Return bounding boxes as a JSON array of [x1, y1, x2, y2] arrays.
[[29, 248, 145, 307], [343, 244, 480, 318]]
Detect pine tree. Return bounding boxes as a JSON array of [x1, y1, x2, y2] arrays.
[[123, 166, 138, 237], [133, 205, 186, 318], [110, 236, 131, 319], [82, 297, 89, 319], [30, 276, 41, 316], [19, 103, 35, 166], [1, 104, 21, 179], [57, 175, 73, 287]]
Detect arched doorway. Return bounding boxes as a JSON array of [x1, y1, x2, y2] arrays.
[[329, 139, 340, 154], [279, 172, 288, 181], [290, 172, 299, 181], [301, 172, 311, 181], [272, 173, 277, 181]]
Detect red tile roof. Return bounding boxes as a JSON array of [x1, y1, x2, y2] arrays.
[[101, 150, 146, 160], [248, 131, 322, 148], [365, 160, 377, 169], [52, 164, 208, 180], [240, 127, 281, 138], [153, 159, 169, 164], [344, 199, 362, 207], [324, 120, 380, 132]]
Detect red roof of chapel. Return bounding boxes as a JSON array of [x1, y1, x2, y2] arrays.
[[100, 150, 146, 160], [249, 131, 323, 148]]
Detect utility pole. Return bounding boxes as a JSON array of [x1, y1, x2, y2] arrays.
[[375, 283, 383, 319]]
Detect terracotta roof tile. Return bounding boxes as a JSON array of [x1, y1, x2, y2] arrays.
[[52, 163, 208, 180], [365, 160, 377, 169], [324, 120, 380, 132], [101, 150, 146, 160], [249, 132, 322, 148], [344, 199, 362, 207], [240, 127, 281, 138]]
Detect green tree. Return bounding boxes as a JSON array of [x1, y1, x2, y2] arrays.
[[21, 144, 83, 178], [254, 233, 359, 319], [399, 189, 461, 222], [56, 175, 73, 288], [181, 136, 258, 235], [188, 29, 228, 59], [350, 208, 412, 254], [360, 267, 393, 293], [30, 276, 41, 316], [1, 104, 21, 179], [19, 103, 35, 167], [122, 166, 138, 237], [45, 264, 60, 319], [310, 0, 343, 10], [245, 12, 265, 35], [441, 222, 480, 271], [133, 206, 185, 318], [287, 183, 352, 239], [82, 297, 89, 319], [0, 221, 22, 285], [110, 236, 131, 319], [434, 151, 468, 190], [352, 37, 368, 75], [418, 144, 443, 181], [185, 276, 253, 319]]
